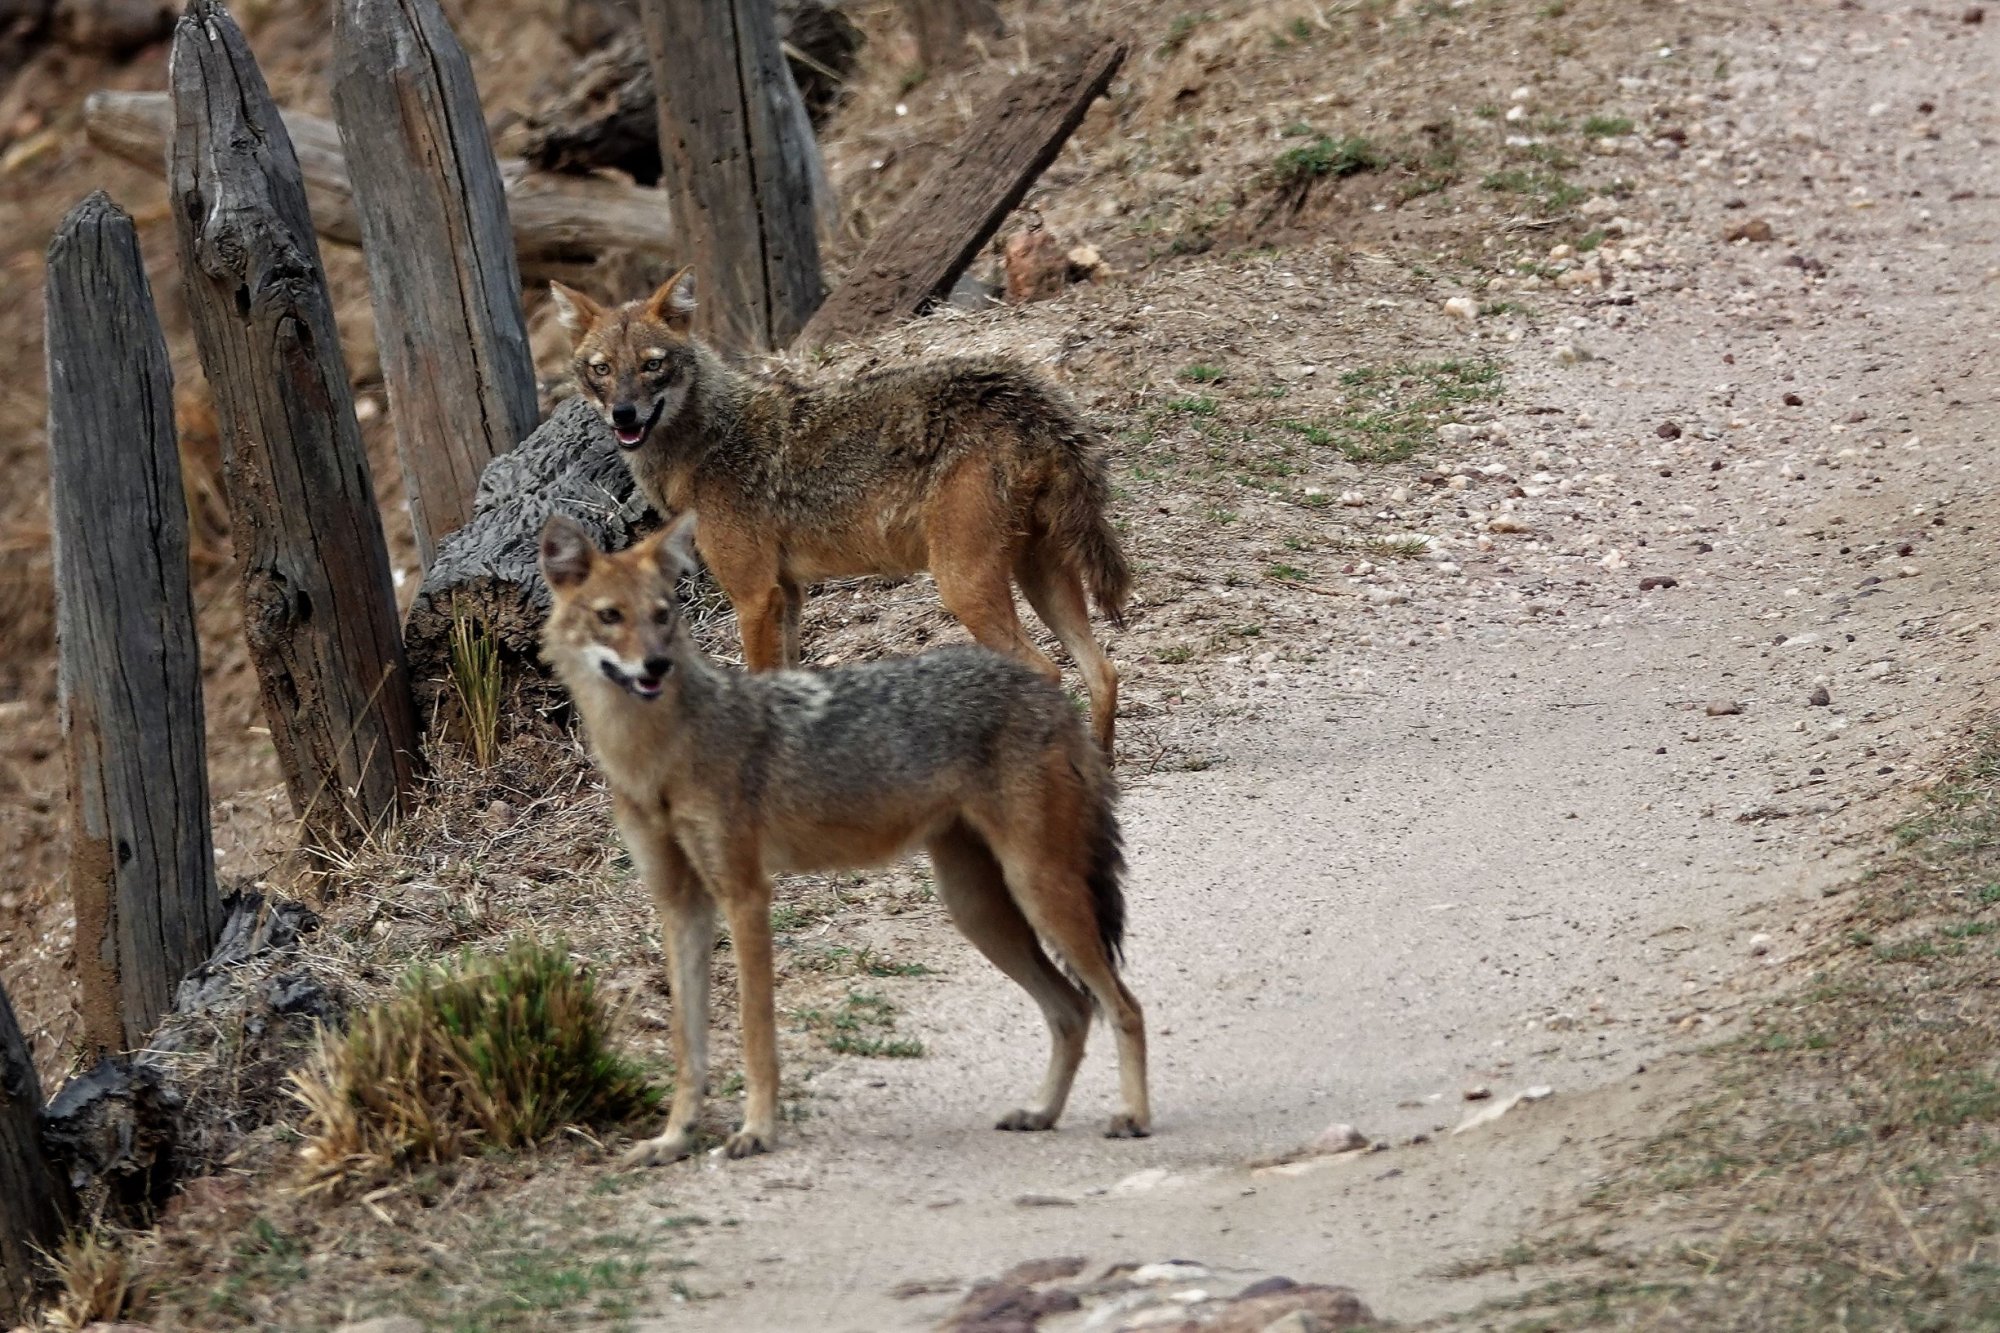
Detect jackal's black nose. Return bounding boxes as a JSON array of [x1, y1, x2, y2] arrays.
[[611, 403, 640, 429], [642, 656, 671, 680]]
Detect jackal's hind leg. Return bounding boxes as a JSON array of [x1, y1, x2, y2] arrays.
[[928, 824, 1090, 1131]]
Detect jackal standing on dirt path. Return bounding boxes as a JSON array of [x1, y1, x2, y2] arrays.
[[548, 268, 1131, 753], [538, 512, 1151, 1165]]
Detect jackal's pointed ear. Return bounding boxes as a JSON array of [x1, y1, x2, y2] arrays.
[[539, 515, 597, 588], [547, 282, 605, 339], [643, 266, 697, 330]]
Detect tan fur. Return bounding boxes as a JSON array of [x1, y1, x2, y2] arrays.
[[539, 515, 1151, 1165], [550, 269, 1131, 754]]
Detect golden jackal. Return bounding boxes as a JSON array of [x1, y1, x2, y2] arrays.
[[548, 269, 1130, 752], [538, 512, 1150, 1165]]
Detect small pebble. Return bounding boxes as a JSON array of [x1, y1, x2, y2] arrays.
[[1705, 700, 1743, 717], [1808, 685, 1831, 707], [1462, 1086, 1492, 1102], [1749, 934, 1772, 956], [1656, 420, 1682, 439]]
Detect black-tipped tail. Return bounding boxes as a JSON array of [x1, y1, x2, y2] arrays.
[[1085, 785, 1127, 969]]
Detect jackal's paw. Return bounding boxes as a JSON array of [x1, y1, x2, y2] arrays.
[[721, 1126, 774, 1159], [995, 1108, 1058, 1132], [1104, 1113, 1151, 1139], [620, 1129, 697, 1168]]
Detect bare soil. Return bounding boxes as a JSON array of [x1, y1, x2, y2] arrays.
[[2, 0, 1997, 1329]]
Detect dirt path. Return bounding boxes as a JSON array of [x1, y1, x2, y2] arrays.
[[607, 5, 2000, 1328]]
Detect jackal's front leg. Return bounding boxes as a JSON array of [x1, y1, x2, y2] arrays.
[[614, 799, 716, 1168], [715, 857, 780, 1157]]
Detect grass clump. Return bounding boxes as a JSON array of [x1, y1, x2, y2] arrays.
[[45, 1226, 146, 1331], [292, 937, 659, 1193], [1481, 166, 1586, 214], [1583, 112, 1635, 137], [449, 599, 503, 768], [1269, 134, 1385, 187]]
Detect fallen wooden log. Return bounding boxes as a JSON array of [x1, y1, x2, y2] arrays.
[[84, 89, 675, 267], [400, 398, 650, 694], [798, 35, 1126, 351]]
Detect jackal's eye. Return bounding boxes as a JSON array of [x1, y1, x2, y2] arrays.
[[643, 357, 665, 374], [588, 362, 610, 379], [652, 604, 672, 626], [595, 607, 623, 625]]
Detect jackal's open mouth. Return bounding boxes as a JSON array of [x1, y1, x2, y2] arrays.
[[614, 399, 665, 450], [600, 660, 664, 699]]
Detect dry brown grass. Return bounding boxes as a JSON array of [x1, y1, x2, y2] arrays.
[[291, 936, 661, 1196], [43, 1225, 147, 1332]]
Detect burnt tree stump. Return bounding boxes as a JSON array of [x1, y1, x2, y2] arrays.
[[45, 192, 225, 1054], [638, 0, 824, 351], [1, 983, 72, 1325], [797, 36, 1126, 351], [333, 0, 539, 567], [169, 1, 420, 847], [402, 398, 648, 692]]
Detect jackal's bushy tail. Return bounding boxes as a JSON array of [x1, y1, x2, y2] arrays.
[[1031, 410, 1132, 627], [1084, 770, 1127, 969]]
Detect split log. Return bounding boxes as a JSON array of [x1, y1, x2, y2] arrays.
[[168, 0, 420, 845], [1, 982, 72, 1326], [639, 0, 824, 351], [901, 0, 1002, 72], [401, 397, 649, 692], [84, 89, 677, 270], [797, 36, 1126, 351], [45, 192, 225, 1055], [333, 0, 540, 567]]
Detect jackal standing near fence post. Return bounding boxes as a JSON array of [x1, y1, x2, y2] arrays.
[[548, 269, 1131, 754], [538, 513, 1150, 1164]]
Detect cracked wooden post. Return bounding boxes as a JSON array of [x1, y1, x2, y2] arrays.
[[169, 1, 420, 845], [638, 0, 824, 351], [332, 0, 538, 568], [45, 192, 225, 1053], [1, 981, 73, 1325]]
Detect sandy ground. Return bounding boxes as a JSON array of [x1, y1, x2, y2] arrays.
[[598, 6, 2000, 1327]]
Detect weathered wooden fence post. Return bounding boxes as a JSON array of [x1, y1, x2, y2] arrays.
[[46, 192, 225, 1053], [1, 982, 72, 1325], [638, 0, 825, 351], [331, 0, 538, 568], [169, 0, 420, 845], [901, 0, 1003, 73]]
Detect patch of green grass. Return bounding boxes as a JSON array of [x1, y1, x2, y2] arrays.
[[1179, 364, 1227, 383], [1266, 563, 1309, 582], [1575, 228, 1606, 253], [1158, 644, 1195, 665], [1472, 102, 1501, 120], [796, 990, 925, 1059], [1266, 135, 1386, 195], [1482, 167, 1586, 214], [1278, 358, 1504, 465], [1583, 113, 1635, 137], [1166, 394, 1220, 416]]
